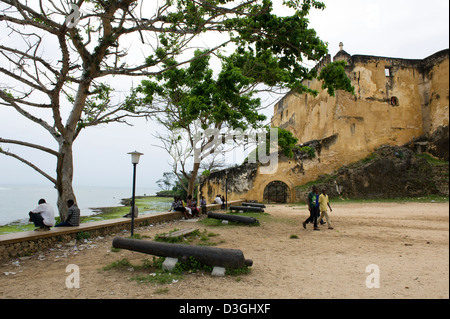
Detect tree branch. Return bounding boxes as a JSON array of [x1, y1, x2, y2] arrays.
[[0, 138, 59, 157], [0, 148, 57, 185]]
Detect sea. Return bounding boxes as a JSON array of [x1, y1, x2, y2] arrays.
[[0, 184, 161, 226]]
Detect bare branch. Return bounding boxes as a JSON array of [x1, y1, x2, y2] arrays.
[[0, 138, 59, 156], [0, 148, 57, 185]]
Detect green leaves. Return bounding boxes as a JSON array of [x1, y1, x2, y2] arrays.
[[140, 49, 265, 131], [318, 61, 355, 97]]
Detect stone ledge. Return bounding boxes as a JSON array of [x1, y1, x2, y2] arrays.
[[0, 200, 245, 261]]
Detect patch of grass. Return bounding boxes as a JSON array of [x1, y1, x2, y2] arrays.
[[290, 234, 299, 239], [76, 231, 91, 240], [0, 223, 35, 234], [172, 256, 251, 277], [155, 287, 170, 294], [102, 256, 182, 285], [173, 256, 214, 274], [415, 153, 448, 165], [102, 258, 133, 271], [361, 152, 377, 163], [226, 265, 252, 276], [154, 228, 221, 246]]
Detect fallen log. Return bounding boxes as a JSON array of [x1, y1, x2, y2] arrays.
[[207, 211, 259, 225], [229, 205, 264, 213], [112, 237, 253, 268]]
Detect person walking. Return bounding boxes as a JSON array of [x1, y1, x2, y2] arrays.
[[302, 186, 320, 231], [318, 189, 334, 230]]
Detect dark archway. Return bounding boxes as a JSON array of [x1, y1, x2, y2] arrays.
[[263, 181, 290, 204]]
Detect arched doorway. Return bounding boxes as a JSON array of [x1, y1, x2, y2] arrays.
[[263, 181, 290, 204]]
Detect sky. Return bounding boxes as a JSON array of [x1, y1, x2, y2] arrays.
[[0, 0, 449, 192]]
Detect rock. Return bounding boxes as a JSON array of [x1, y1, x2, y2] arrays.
[[211, 267, 226, 277], [162, 257, 178, 271]]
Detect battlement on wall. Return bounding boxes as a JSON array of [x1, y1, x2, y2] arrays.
[[332, 43, 449, 69]]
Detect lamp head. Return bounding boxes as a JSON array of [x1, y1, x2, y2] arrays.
[[128, 151, 144, 164]]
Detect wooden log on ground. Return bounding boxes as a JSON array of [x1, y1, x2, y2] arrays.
[[207, 212, 259, 225], [112, 237, 253, 268], [242, 202, 266, 208], [229, 205, 264, 213], [158, 228, 198, 239]]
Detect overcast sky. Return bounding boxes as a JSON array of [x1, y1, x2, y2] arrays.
[[0, 0, 448, 192]]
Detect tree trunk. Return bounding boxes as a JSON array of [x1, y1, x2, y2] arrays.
[[187, 162, 201, 198], [56, 141, 77, 221]]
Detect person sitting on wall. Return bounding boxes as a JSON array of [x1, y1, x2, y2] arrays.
[[28, 198, 55, 231], [200, 196, 207, 215], [221, 195, 226, 209], [214, 195, 223, 205], [187, 195, 199, 217], [169, 196, 191, 219], [123, 205, 139, 218], [55, 199, 80, 227]]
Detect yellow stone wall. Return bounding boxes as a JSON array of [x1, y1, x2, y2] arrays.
[[200, 49, 449, 203]]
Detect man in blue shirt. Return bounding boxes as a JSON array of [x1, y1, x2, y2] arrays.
[[302, 186, 320, 231]]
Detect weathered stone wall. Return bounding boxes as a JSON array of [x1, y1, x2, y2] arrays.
[[295, 145, 447, 202], [200, 164, 259, 204], [200, 48, 449, 203], [272, 49, 449, 166]]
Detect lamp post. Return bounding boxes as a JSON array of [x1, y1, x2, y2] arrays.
[[225, 169, 228, 210], [128, 151, 143, 237]]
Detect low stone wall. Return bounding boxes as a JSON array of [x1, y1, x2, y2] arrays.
[[0, 200, 245, 262], [0, 211, 183, 262]]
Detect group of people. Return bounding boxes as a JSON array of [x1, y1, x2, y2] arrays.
[[28, 188, 331, 231], [28, 198, 80, 231], [302, 186, 334, 231], [169, 195, 208, 219]]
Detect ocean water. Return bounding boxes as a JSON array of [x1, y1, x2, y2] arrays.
[[0, 184, 159, 226]]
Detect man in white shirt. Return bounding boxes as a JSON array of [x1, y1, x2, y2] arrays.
[[215, 195, 223, 205], [29, 198, 55, 231]]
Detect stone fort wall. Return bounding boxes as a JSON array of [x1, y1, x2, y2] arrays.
[[200, 47, 449, 203]]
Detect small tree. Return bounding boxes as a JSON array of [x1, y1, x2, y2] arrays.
[[156, 172, 175, 191]]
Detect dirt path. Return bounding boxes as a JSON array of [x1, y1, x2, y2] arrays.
[[1, 202, 448, 299]]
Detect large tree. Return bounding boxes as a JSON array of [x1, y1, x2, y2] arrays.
[[141, 50, 267, 197], [138, 2, 354, 198], [0, 0, 351, 219]]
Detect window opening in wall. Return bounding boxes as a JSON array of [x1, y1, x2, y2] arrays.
[[390, 96, 399, 106], [385, 67, 391, 77]]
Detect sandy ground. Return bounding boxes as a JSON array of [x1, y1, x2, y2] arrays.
[[0, 201, 448, 300]]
